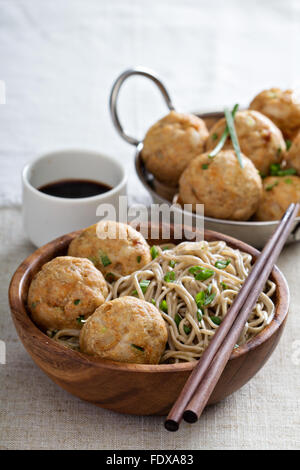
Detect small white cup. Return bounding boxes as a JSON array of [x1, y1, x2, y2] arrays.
[[22, 149, 127, 247]]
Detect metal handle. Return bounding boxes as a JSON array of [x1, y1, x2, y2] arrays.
[[109, 67, 175, 146]]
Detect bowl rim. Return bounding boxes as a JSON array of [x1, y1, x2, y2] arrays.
[[9, 225, 289, 374]]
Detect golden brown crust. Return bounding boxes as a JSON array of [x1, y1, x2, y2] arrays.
[[255, 175, 300, 221], [142, 110, 209, 186], [28, 256, 108, 331], [250, 88, 300, 139], [285, 130, 300, 175], [179, 150, 262, 221], [206, 110, 286, 174], [68, 221, 151, 277], [79, 296, 168, 364]]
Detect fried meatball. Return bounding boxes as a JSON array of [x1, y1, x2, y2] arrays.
[[28, 256, 108, 331], [142, 110, 209, 186], [250, 88, 300, 139], [285, 130, 300, 175], [179, 150, 262, 221], [68, 221, 151, 277], [206, 110, 285, 175], [79, 296, 168, 364], [255, 175, 300, 221]]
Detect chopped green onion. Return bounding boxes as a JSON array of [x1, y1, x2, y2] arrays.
[[266, 181, 279, 191], [189, 266, 214, 280], [183, 325, 191, 335], [87, 255, 98, 265], [210, 316, 222, 325], [174, 313, 181, 328], [169, 260, 176, 268], [270, 163, 297, 176], [162, 246, 170, 251], [197, 308, 203, 322], [212, 132, 218, 141], [286, 139, 292, 151], [234, 344, 239, 349], [105, 272, 115, 283], [276, 147, 282, 157], [132, 279, 150, 296], [221, 282, 228, 290], [164, 271, 176, 282], [151, 298, 156, 306], [137, 255, 141, 263], [285, 178, 293, 184], [202, 164, 209, 170], [224, 106, 243, 168], [215, 259, 231, 269], [150, 245, 159, 259], [76, 315, 85, 324], [204, 292, 216, 306], [259, 171, 266, 179], [74, 299, 81, 305], [99, 250, 111, 267], [195, 291, 205, 307], [159, 300, 168, 313], [131, 344, 144, 352], [208, 104, 239, 158]]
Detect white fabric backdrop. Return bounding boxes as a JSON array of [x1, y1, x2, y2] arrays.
[[0, 0, 300, 450]]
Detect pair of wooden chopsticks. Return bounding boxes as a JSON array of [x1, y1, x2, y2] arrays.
[[165, 202, 299, 432]]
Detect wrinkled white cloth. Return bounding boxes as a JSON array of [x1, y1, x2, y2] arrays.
[[0, 0, 300, 450]]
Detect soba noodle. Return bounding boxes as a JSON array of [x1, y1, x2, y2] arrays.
[[48, 241, 276, 363]]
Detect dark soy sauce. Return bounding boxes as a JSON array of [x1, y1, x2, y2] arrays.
[[38, 179, 112, 199]]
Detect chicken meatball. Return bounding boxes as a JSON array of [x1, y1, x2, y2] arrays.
[[142, 110, 209, 186], [206, 110, 286, 175], [179, 150, 262, 221], [255, 175, 300, 221], [285, 130, 300, 175], [79, 296, 168, 364], [28, 256, 108, 331], [250, 88, 300, 139], [68, 221, 151, 277]]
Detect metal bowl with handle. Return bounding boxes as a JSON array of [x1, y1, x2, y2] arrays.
[[109, 67, 300, 248]]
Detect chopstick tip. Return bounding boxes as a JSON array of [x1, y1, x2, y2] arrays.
[[183, 410, 198, 423], [164, 419, 179, 432]]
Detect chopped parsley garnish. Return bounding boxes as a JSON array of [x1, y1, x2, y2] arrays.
[[131, 344, 144, 352], [150, 245, 159, 259], [137, 255, 142, 263], [189, 266, 214, 281], [286, 139, 292, 151], [202, 164, 209, 170], [266, 181, 279, 191], [99, 250, 111, 267], [210, 316, 222, 325], [74, 299, 81, 305], [215, 259, 231, 269], [132, 279, 150, 296], [76, 315, 85, 324], [159, 300, 168, 313], [164, 271, 176, 282]]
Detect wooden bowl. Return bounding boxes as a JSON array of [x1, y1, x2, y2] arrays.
[[8, 225, 289, 416]]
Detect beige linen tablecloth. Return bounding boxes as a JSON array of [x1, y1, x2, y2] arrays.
[[0, 207, 299, 450]]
